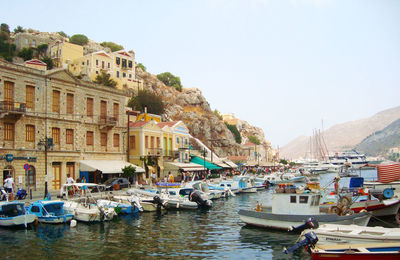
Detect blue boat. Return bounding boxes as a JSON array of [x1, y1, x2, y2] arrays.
[[0, 201, 37, 227], [27, 200, 73, 224], [96, 200, 139, 214]]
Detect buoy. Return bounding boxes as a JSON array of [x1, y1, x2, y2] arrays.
[[70, 219, 77, 227]]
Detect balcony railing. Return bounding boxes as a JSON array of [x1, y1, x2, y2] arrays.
[[0, 101, 26, 113], [98, 116, 117, 125]]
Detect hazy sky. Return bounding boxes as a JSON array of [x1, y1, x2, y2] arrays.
[[1, 0, 399, 147]]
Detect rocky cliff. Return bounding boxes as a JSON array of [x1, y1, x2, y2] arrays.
[[281, 106, 400, 159], [136, 68, 268, 157]]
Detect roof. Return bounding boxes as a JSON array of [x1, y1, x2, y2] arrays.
[[129, 121, 149, 128], [157, 121, 179, 128], [24, 59, 47, 66], [79, 160, 145, 174]]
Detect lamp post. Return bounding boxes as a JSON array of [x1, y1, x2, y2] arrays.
[[38, 137, 53, 198]]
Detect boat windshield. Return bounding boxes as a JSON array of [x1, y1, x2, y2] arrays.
[[1, 203, 25, 217], [44, 203, 64, 216], [104, 178, 117, 185]]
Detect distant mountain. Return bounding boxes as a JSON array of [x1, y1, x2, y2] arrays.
[[280, 106, 400, 159], [355, 118, 400, 156]]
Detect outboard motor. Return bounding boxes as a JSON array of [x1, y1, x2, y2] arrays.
[[189, 191, 212, 209], [284, 231, 318, 254], [153, 196, 166, 211], [288, 217, 319, 233]]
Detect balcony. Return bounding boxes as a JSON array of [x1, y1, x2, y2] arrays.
[[145, 148, 163, 157], [98, 116, 117, 130], [0, 101, 26, 120]]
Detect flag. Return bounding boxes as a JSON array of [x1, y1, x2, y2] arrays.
[[377, 163, 400, 183]]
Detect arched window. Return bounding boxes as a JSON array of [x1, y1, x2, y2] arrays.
[[25, 165, 36, 190]]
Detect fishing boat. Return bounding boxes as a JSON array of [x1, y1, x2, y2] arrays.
[[300, 224, 400, 244], [27, 200, 73, 224], [238, 188, 371, 231], [0, 201, 37, 228]]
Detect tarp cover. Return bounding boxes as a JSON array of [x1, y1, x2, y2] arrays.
[[80, 160, 145, 174]]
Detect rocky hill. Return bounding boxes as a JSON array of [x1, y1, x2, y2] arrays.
[[136, 68, 257, 157], [281, 106, 400, 159], [355, 118, 400, 156]]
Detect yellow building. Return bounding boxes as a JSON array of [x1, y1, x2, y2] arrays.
[[69, 50, 113, 82], [49, 41, 83, 68]]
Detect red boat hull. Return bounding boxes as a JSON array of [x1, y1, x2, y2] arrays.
[[312, 252, 400, 260]]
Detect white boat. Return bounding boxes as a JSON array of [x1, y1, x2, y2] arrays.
[[209, 176, 257, 193], [301, 224, 400, 244], [182, 181, 226, 199], [328, 151, 368, 169], [238, 189, 371, 230], [0, 201, 37, 227]]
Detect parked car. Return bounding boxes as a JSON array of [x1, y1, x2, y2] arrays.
[[104, 178, 130, 191]]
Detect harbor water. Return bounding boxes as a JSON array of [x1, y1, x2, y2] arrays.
[[1, 169, 396, 260]]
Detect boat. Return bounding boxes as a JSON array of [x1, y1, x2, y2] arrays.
[[162, 188, 213, 210], [300, 224, 400, 244], [238, 187, 371, 231], [209, 176, 257, 193], [96, 199, 139, 214], [286, 231, 400, 259], [0, 201, 37, 227], [328, 151, 368, 169], [182, 181, 227, 199], [27, 200, 73, 224]]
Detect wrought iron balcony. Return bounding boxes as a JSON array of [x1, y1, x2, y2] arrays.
[[98, 116, 117, 126], [0, 101, 26, 113]]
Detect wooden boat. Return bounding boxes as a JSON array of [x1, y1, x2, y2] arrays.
[[238, 189, 371, 230], [27, 200, 73, 224], [301, 224, 400, 244], [310, 242, 400, 259], [0, 201, 37, 228]]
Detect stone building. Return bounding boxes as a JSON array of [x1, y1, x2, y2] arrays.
[[0, 59, 130, 192], [14, 32, 62, 53]]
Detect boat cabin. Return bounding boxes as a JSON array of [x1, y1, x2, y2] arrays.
[[0, 201, 26, 217], [272, 192, 321, 215]]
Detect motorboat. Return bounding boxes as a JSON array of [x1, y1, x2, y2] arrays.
[[182, 181, 226, 199], [27, 200, 73, 224], [96, 199, 139, 214], [63, 199, 116, 222], [300, 224, 400, 244], [238, 187, 371, 231], [328, 151, 368, 169], [126, 189, 168, 211], [162, 188, 213, 210], [209, 176, 257, 193], [0, 201, 37, 228]]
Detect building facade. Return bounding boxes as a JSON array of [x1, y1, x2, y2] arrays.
[[49, 41, 84, 68], [0, 60, 129, 191]]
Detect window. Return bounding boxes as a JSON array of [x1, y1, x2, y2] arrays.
[[113, 103, 119, 121], [86, 98, 93, 117], [86, 131, 94, 146], [176, 137, 179, 144], [25, 125, 35, 142], [185, 138, 188, 145], [26, 85, 35, 109], [129, 135, 136, 149], [116, 71, 119, 78], [25, 39, 28, 44], [32, 39, 36, 47], [52, 90, 60, 113], [101, 133, 107, 146], [102, 61, 105, 69], [108, 62, 110, 69], [129, 74, 132, 78], [128, 60, 133, 68], [95, 71, 98, 74], [299, 196, 309, 204], [151, 136, 154, 148], [66, 93, 74, 114], [87, 60, 89, 65], [3, 123, 14, 141], [122, 59, 127, 68], [31, 206, 40, 213], [156, 137, 160, 148], [145, 136, 148, 148], [122, 72, 126, 78], [113, 134, 119, 147], [66, 129, 73, 144], [52, 128, 60, 145], [96, 59, 98, 66], [100, 101, 107, 121], [116, 57, 120, 65], [82, 62, 84, 65], [290, 196, 297, 204]]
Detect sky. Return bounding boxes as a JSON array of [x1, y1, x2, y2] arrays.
[[1, 0, 399, 147]]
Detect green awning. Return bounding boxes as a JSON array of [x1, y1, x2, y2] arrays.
[[190, 156, 222, 170]]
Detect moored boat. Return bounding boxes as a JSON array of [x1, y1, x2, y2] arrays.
[[27, 200, 73, 224], [0, 201, 37, 228]]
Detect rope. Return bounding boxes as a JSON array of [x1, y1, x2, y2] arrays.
[[370, 215, 398, 228]]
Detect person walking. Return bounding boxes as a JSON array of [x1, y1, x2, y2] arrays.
[[4, 174, 15, 200]]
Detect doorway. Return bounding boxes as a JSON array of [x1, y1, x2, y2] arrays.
[[25, 165, 36, 190], [52, 162, 61, 190]]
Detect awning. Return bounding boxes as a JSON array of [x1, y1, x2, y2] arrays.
[[190, 156, 222, 170], [213, 161, 232, 168], [223, 160, 238, 168], [80, 160, 145, 174], [164, 162, 206, 172]]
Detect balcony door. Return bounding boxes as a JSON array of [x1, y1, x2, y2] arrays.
[[100, 100, 107, 123], [4, 81, 14, 110]]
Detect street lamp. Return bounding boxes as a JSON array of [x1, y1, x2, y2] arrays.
[[38, 137, 53, 198]]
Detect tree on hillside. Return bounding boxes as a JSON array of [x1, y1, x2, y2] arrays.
[[128, 90, 164, 115], [100, 41, 123, 52], [13, 26, 25, 33], [18, 47, 33, 61], [94, 71, 117, 87], [58, 31, 68, 38], [136, 63, 146, 72], [225, 123, 242, 144], [69, 34, 89, 46], [41, 56, 54, 70], [0, 23, 15, 61], [37, 44, 48, 58], [0, 23, 10, 35], [248, 135, 261, 145], [156, 72, 182, 92]]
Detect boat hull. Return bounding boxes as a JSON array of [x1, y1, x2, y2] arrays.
[[38, 215, 73, 224], [238, 209, 371, 230], [0, 214, 37, 227]]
